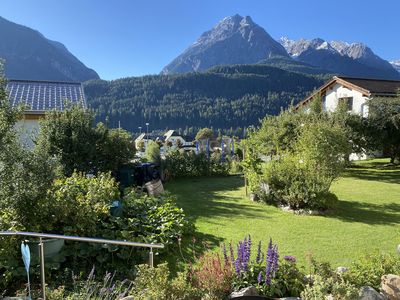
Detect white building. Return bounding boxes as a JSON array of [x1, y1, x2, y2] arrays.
[[163, 130, 192, 147], [297, 76, 400, 160], [297, 76, 400, 117], [6, 79, 86, 147]]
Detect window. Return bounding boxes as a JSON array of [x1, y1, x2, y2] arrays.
[[338, 97, 353, 111]]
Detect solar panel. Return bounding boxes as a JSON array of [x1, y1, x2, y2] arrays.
[[5, 80, 86, 112]]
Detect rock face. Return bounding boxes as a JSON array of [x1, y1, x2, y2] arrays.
[[359, 286, 387, 300], [228, 286, 259, 298], [381, 274, 400, 300], [280, 37, 400, 79], [161, 14, 289, 74], [0, 16, 99, 81]]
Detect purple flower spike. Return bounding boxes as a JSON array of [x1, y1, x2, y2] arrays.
[[265, 238, 279, 286], [234, 257, 241, 275], [257, 271, 263, 284]]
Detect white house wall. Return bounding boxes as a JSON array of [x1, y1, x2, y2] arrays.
[[324, 83, 369, 117]]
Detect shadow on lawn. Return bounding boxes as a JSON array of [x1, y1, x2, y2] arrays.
[[342, 168, 400, 184], [166, 175, 268, 222], [165, 231, 225, 274], [328, 199, 400, 225]]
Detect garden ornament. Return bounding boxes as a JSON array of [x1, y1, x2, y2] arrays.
[[21, 241, 32, 300]]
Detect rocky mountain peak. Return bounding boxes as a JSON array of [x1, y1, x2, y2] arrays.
[[344, 43, 372, 59], [279, 37, 327, 57], [162, 15, 288, 74]]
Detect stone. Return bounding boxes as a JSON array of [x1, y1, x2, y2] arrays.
[[397, 244, 400, 255], [228, 286, 259, 298], [249, 193, 258, 202], [381, 274, 400, 300], [304, 274, 314, 284], [336, 266, 349, 274], [359, 286, 386, 300]]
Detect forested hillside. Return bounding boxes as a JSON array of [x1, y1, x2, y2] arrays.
[[84, 65, 322, 136]]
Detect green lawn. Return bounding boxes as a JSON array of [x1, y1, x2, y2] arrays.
[[166, 159, 400, 267]]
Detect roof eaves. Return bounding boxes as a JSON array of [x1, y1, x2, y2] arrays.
[[295, 76, 372, 110]]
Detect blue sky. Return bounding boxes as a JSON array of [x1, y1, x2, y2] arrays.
[[1, 0, 399, 79]]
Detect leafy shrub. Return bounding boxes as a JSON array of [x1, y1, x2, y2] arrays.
[[163, 150, 230, 179], [301, 275, 359, 300], [145, 140, 161, 165], [229, 158, 242, 174], [301, 256, 368, 300], [59, 190, 194, 280], [243, 109, 349, 209], [44, 172, 119, 235], [264, 154, 339, 209], [0, 172, 194, 292], [343, 252, 400, 290], [36, 105, 135, 176], [106, 192, 195, 251], [131, 263, 200, 300], [0, 150, 60, 291]]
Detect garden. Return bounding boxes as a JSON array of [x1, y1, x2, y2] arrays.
[[0, 66, 400, 300]]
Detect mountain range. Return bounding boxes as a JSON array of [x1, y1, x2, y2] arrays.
[[280, 37, 399, 79], [162, 15, 399, 80], [0, 14, 399, 134], [0, 16, 99, 82]]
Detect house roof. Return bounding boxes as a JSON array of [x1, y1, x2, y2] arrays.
[[296, 76, 400, 109], [164, 130, 178, 140], [6, 79, 86, 113], [338, 77, 400, 96], [135, 133, 146, 142]]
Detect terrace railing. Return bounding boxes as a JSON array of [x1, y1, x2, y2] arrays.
[[0, 230, 164, 300]]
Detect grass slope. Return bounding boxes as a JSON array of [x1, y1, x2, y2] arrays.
[[166, 159, 400, 267]]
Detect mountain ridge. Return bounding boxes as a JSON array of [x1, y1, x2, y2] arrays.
[[0, 16, 99, 82], [279, 36, 399, 79], [161, 15, 398, 80]]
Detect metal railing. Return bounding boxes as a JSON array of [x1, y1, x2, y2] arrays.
[[0, 231, 164, 300]]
